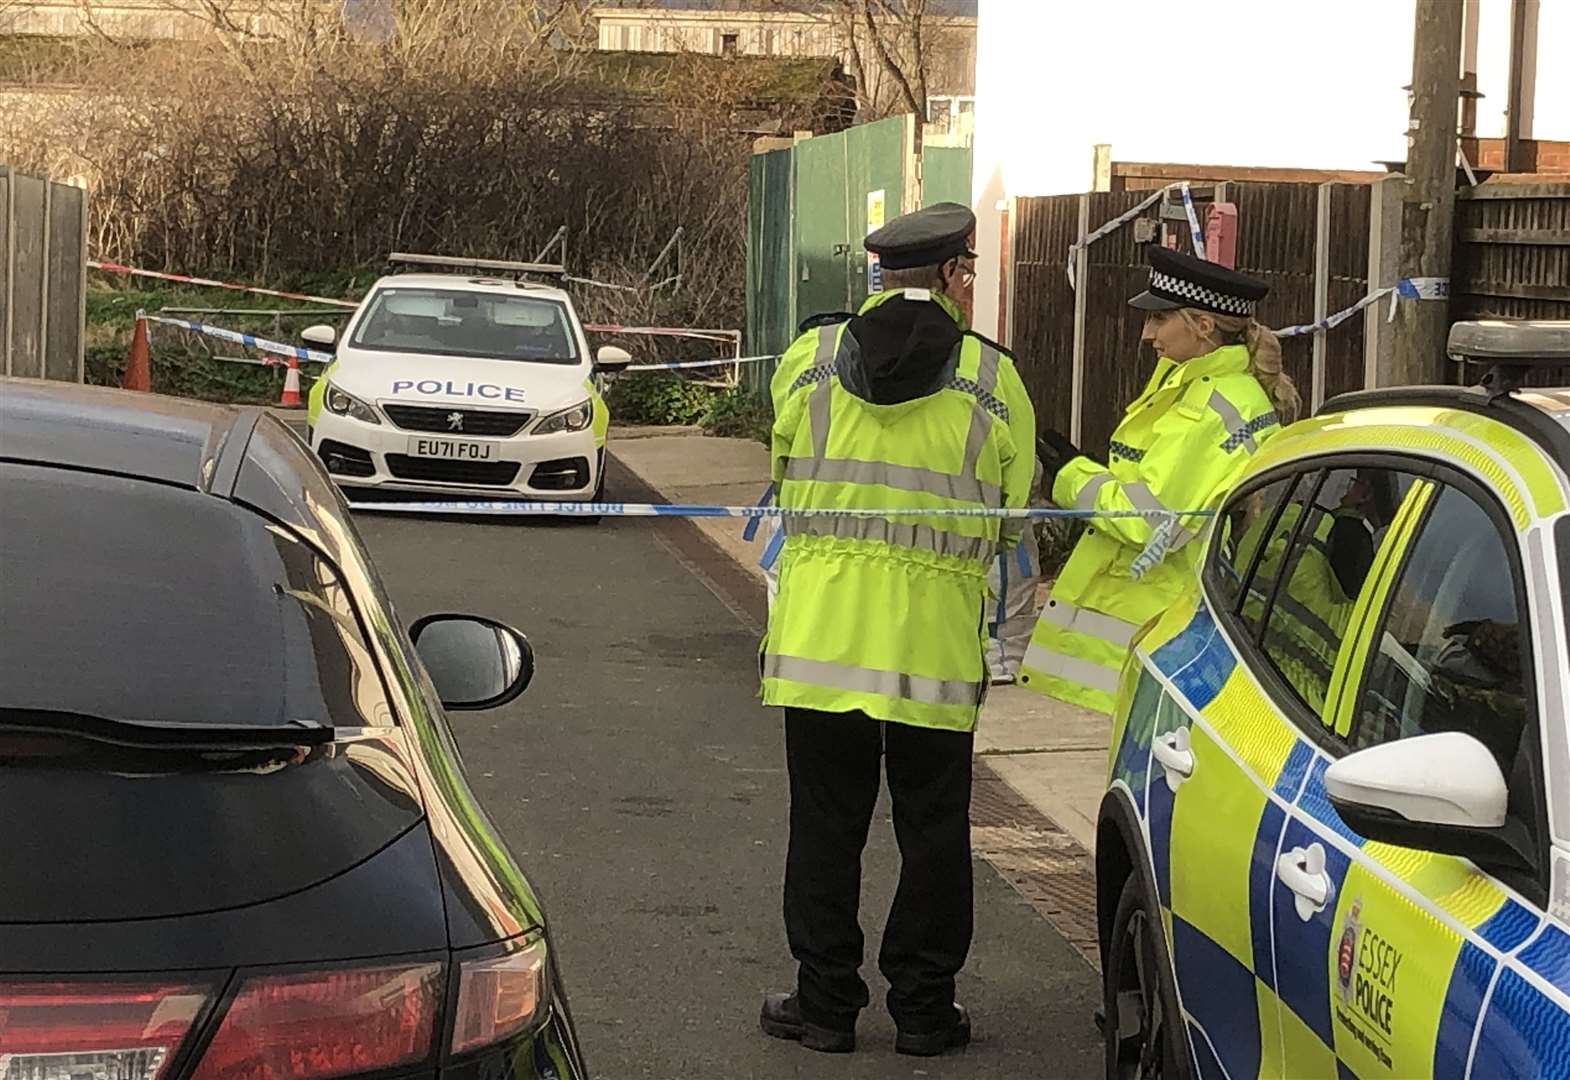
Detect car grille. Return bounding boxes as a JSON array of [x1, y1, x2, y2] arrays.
[[385, 455, 522, 486], [382, 404, 533, 437]]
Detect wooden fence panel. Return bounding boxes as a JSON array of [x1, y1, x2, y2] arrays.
[[1009, 193, 1079, 438], [1079, 191, 1164, 456], [1325, 183, 1373, 402], [1452, 183, 1570, 386]]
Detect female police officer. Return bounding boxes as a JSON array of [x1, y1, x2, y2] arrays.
[[1018, 247, 1300, 712]]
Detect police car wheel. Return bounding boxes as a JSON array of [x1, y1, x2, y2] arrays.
[[1104, 874, 1185, 1080]]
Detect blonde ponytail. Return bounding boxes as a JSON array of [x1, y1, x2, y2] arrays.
[[1179, 308, 1300, 424], [1241, 319, 1299, 424]]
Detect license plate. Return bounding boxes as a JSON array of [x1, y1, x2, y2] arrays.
[[407, 437, 497, 460]]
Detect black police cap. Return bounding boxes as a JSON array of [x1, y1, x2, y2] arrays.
[[1129, 246, 1269, 318], [864, 202, 977, 270]]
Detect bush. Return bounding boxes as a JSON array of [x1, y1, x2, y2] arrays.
[[3, 24, 844, 342], [701, 386, 773, 444], [1037, 518, 1084, 579], [605, 373, 718, 427]]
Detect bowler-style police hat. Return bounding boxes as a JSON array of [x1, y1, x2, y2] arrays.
[[864, 202, 977, 270], [1129, 246, 1269, 318]]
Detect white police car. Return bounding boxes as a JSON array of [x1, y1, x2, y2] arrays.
[[1096, 321, 1570, 1078], [305, 254, 630, 500]]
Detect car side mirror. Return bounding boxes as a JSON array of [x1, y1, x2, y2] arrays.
[[411, 614, 534, 711], [301, 324, 338, 351], [594, 345, 632, 373], [1325, 731, 1532, 873]]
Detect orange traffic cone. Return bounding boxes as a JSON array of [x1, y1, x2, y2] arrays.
[[279, 355, 303, 408], [121, 315, 151, 392]]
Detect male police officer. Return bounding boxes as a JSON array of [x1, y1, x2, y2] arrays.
[[758, 203, 1037, 1056]]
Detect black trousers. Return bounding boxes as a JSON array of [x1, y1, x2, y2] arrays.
[[783, 706, 974, 1034]]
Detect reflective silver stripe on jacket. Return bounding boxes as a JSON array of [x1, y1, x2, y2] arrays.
[[1121, 480, 1197, 552], [1209, 390, 1279, 453], [961, 344, 1002, 475], [783, 457, 1001, 506], [782, 513, 996, 563], [763, 653, 981, 707], [1037, 598, 1143, 650], [1075, 472, 1114, 511], [809, 328, 837, 459], [1021, 641, 1122, 695]]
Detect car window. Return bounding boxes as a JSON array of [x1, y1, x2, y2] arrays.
[[1254, 468, 1420, 717], [351, 287, 579, 364], [1352, 484, 1534, 776], [1209, 473, 1298, 614], [0, 464, 395, 730]]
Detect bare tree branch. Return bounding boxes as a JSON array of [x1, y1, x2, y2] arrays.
[[857, 0, 920, 115]]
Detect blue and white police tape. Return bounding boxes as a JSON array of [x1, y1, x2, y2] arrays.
[[1180, 183, 1207, 262], [348, 501, 1213, 579], [1065, 182, 1182, 289], [1272, 276, 1450, 338], [344, 501, 1211, 521], [626, 354, 778, 372], [142, 313, 334, 364]]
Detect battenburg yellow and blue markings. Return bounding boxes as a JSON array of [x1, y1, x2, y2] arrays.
[[1109, 587, 1570, 1080]]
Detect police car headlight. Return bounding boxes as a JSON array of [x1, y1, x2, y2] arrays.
[[534, 400, 593, 435], [325, 384, 381, 425]]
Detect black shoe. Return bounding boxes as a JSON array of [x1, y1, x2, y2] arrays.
[[759, 992, 856, 1054], [895, 1003, 972, 1057]]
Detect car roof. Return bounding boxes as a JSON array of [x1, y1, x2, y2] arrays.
[[0, 378, 245, 489], [369, 272, 574, 305], [0, 378, 357, 563], [1320, 383, 1570, 470]]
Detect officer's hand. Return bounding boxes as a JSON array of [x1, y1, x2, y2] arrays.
[[1037, 430, 1079, 465]]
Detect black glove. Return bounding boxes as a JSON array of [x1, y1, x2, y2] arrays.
[[1036, 431, 1079, 497], [1037, 429, 1079, 465]]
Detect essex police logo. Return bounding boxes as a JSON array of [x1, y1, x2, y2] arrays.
[[1337, 898, 1361, 1004], [1332, 896, 1402, 1070]]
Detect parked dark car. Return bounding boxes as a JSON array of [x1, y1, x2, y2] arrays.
[[0, 380, 586, 1078]]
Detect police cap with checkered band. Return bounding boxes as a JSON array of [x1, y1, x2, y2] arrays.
[[864, 202, 977, 270], [1129, 246, 1269, 317]]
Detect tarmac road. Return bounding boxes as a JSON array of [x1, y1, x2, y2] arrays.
[[354, 455, 1103, 1079]]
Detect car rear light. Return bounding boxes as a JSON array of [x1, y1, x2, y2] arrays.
[[0, 979, 212, 1080], [190, 962, 441, 1080], [450, 937, 548, 1055]]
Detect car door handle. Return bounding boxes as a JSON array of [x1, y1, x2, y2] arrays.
[[1151, 728, 1194, 791], [1276, 842, 1334, 922]]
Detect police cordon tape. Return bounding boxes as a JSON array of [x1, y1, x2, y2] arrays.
[[345, 500, 1215, 579], [95, 258, 745, 345], [1179, 184, 1207, 263], [142, 313, 335, 364], [343, 501, 1208, 520], [1273, 277, 1450, 338], [94, 262, 360, 308], [1065, 183, 1184, 289], [1063, 189, 1450, 340], [585, 324, 742, 344], [142, 311, 768, 372], [627, 354, 776, 371]]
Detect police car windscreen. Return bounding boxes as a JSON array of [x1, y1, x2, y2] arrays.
[[351, 287, 579, 364], [0, 464, 391, 731]]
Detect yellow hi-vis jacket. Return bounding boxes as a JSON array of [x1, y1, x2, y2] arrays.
[[1235, 501, 1366, 713], [1019, 344, 1280, 713], [761, 290, 1037, 730]]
